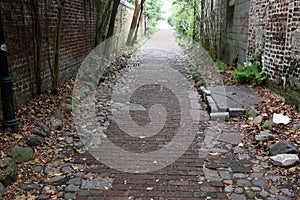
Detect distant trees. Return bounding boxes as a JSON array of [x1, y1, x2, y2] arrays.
[[169, 0, 196, 41], [126, 0, 164, 45], [145, 0, 163, 33], [169, 0, 222, 59], [126, 0, 146, 46]]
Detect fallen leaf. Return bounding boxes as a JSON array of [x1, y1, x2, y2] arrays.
[[14, 134, 24, 139]]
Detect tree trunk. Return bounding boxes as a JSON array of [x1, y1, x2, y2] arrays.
[[104, 0, 121, 57], [126, 0, 145, 46], [106, 0, 120, 39], [133, 0, 144, 43], [192, 0, 197, 42], [95, 0, 102, 45], [31, 0, 42, 94], [95, 0, 113, 45], [199, 0, 204, 42], [52, 0, 65, 94]]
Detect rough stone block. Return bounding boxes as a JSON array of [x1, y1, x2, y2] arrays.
[[229, 108, 245, 117], [210, 112, 230, 121], [218, 107, 228, 112], [206, 96, 218, 113], [203, 89, 211, 96], [199, 86, 206, 92], [199, 86, 211, 101]]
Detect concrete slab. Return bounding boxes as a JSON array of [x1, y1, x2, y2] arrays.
[[207, 85, 262, 109]]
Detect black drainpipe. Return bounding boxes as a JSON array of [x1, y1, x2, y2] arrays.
[[0, 7, 19, 133]]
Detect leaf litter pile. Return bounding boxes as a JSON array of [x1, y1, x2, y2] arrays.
[[222, 66, 300, 195], [0, 53, 132, 199], [239, 87, 299, 190], [0, 79, 81, 199]]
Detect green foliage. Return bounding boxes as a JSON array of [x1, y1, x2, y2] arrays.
[[209, 48, 217, 61], [169, 0, 195, 41], [54, 50, 60, 55], [145, 0, 163, 33], [216, 60, 226, 73], [187, 41, 200, 50], [55, 2, 63, 10], [234, 61, 267, 87], [127, 0, 135, 4]]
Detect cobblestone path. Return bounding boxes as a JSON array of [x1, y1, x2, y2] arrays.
[[70, 29, 297, 200]]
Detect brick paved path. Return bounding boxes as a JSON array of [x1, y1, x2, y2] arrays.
[[72, 29, 296, 200]]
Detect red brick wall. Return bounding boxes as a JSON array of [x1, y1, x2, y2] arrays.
[[248, 0, 300, 88], [1, 0, 98, 105]]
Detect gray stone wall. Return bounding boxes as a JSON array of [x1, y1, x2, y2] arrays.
[[219, 0, 250, 65]]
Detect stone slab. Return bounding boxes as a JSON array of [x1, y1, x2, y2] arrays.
[[207, 96, 219, 113], [208, 85, 262, 109], [218, 132, 243, 145]]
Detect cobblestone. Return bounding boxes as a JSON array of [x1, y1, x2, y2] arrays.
[[65, 184, 80, 192], [231, 193, 247, 200], [235, 187, 244, 194], [252, 179, 268, 188], [219, 171, 231, 180]]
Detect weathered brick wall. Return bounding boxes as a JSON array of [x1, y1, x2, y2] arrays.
[[248, 0, 300, 89], [0, 0, 140, 107], [218, 0, 250, 65], [1, 0, 98, 105]]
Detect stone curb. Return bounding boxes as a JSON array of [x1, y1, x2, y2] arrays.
[[229, 108, 246, 117], [206, 96, 219, 113], [199, 86, 245, 121], [210, 112, 230, 121]]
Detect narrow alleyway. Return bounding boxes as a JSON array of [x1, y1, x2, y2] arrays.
[[71, 28, 296, 200], [1, 0, 299, 199]]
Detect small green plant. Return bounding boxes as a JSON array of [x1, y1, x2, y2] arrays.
[[187, 42, 201, 51], [216, 60, 226, 73], [234, 61, 267, 87], [54, 50, 60, 55], [209, 48, 217, 61], [55, 2, 63, 10]]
